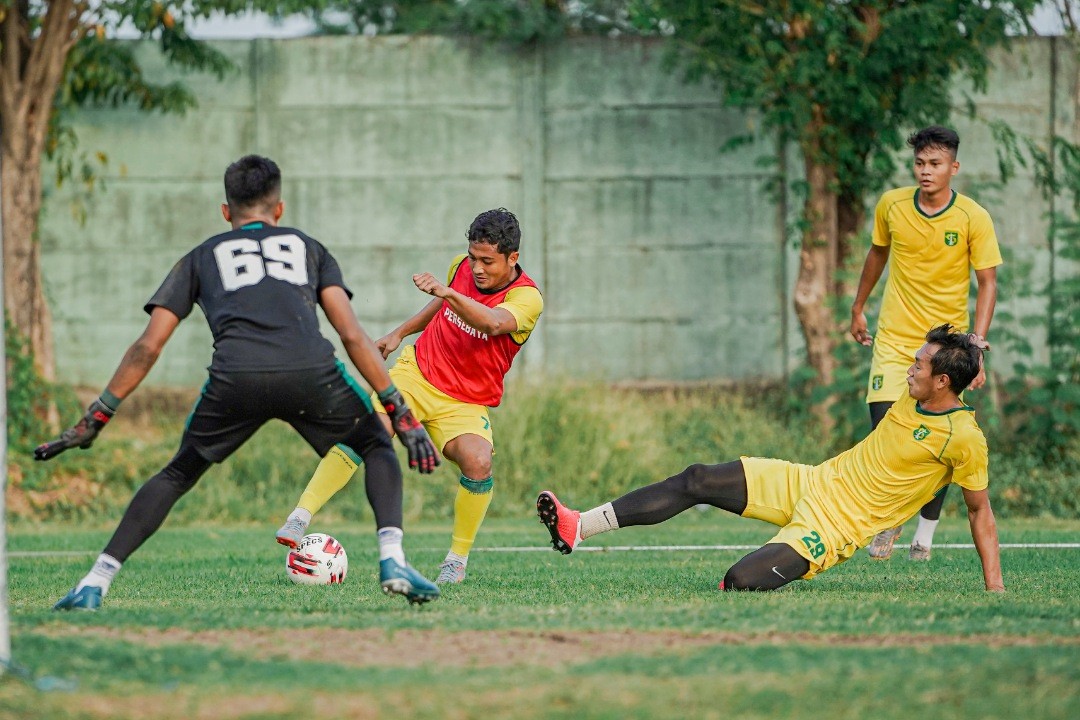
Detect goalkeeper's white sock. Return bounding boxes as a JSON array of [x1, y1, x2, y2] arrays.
[[912, 517, 939, 548], [76, 553, 121, 595], [580, 502, 618, 540], [377, 527, 406, 565]]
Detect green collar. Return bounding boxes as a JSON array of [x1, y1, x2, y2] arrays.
[[916, 402, 973, 416], [913, 189, 957, 219]]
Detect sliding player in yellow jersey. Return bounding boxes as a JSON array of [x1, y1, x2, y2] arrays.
[[538, 326, 1004, 592], [851, 126, 1001, 562], [277, 208, 543, 585]]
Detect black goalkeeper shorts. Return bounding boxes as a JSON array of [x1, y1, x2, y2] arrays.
[[179, 360, 391, 463]]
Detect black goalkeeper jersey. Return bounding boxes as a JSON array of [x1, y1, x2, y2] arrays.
[[145, 222, 352, 373]]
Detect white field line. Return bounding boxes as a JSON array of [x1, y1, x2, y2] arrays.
[[10, 542, 1080, 558], [477, 543, 1080, 553]]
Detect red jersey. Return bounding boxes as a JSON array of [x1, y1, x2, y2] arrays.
[[415, 256, 542, 407]]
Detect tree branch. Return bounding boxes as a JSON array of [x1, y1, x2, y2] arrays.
[[23, 0, 85, 145], [23, 0, 76, 96], [0, 4, 23, 119]]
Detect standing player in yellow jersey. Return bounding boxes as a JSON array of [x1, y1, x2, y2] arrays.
[[538, 326, 1004, 592], [276, 208, 544, 584], [850, 126, 1001, 562]]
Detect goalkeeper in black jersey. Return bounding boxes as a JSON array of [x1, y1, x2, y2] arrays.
[[41, 155, 441, 609]]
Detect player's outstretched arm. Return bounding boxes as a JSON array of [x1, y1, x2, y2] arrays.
[[319, 286, 439, 473], [849, 244, 890, 346], [320, 286, 394, 392], [962, 487, 1005, 592], [375, 297, 443, 359], [34, 307, 180, 461]]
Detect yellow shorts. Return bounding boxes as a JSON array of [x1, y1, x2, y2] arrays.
[[740, 457, 861, 579], [370, 345, 493, 453], [866, 335, 918, 404]]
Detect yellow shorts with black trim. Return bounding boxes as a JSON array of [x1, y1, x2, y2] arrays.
[[866, 335, 919, 404], [740, 457, 861, 580], [370, 345, 493, 453]]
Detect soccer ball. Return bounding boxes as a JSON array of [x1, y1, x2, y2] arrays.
[[286, 533, 348, 585]]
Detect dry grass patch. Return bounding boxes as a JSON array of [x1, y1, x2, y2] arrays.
[[36, 626, 1080, 671]]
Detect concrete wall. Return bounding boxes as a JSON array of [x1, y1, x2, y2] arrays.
[[39, 35, 1068, 388]]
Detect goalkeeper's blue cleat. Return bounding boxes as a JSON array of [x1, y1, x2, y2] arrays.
[[379, 558, 440, 605], [53, 585, 103, 611]]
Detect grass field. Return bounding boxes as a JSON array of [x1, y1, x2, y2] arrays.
[[2, 512, 1078, 720]]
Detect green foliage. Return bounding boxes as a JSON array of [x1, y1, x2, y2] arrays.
[[44, 2, 238, 204], [5, 319, 56, 451], [628, 0, 1037, 201], [14, 379, 1074, 524], [786, 331, 874, 454], [984, 122, 1080, 461], [4, 318, 80, 454], [5, 319, 82, 495], [309, 0, 644, 42]]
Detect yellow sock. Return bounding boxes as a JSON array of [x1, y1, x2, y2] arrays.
[[449, 475, 494, 557], [297, 444, 360, 515]]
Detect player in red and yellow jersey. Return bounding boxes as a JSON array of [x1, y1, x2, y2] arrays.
[[850, 126, 1002, 561], [278, 208, 543, 584], [538, 325, 1003, 593]]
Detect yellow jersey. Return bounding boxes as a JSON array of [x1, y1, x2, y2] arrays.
[[872, 187, 1002, 346], [814, 393, 989, 544]]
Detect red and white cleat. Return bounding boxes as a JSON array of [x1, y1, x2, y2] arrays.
[[537, 490, 581, 555]]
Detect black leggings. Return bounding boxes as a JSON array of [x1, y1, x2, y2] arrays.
[[103, 430, 402, 563], [870, 401, 948, 521], [104, 445, 212, 562], [610, 461, 810, 591]]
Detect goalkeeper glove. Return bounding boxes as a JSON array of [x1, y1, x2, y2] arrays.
[[34, 397, 117, 461], [378, 385, 440, 474]]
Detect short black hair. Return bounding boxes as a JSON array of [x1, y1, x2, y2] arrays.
[[925, 324, 981, 394], [224, 155, 281, 211], [907, 126, 960, 159], [467, 208, 521, 256]]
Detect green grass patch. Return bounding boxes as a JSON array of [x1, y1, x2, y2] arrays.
[[3, 516, 1078, 719]]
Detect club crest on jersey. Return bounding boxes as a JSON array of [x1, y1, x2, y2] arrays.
[[913, 424, 931, 441], [872, 375, 884, 391], [944, 230, 959, 246]]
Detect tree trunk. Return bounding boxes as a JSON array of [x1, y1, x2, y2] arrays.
[[793, 154, 839, 390], [836, 189, 866, 300], [1, 141, 55, 381], [0, 0, 82, 382]]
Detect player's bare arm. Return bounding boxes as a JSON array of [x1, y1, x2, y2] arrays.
[[375, 296, 443, 359], [320, 284, 439, 473], [850, 244, 890, 346], [965, 266, 999, 390], [105, 307, 182, 399], [971, 264, 998, 350], [319, 286, 393, 395], [962, 486, 1005, 592], [413, 271, 518, 336]]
